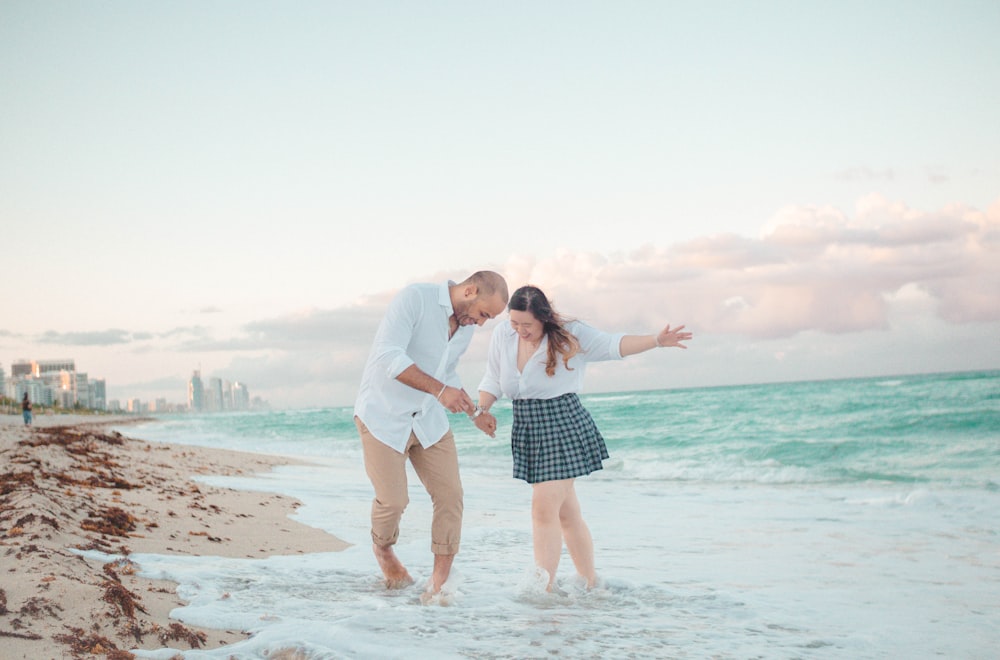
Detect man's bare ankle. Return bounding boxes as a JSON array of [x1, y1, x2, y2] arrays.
[[372, 543, 414, 588]]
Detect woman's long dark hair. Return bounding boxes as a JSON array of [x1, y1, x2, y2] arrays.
[[508, 285, 580, 376]]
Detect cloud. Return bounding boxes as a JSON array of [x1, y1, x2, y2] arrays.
[[171, 307, 384, 353], [37, 329, 135, 346], [502, 195, 1000, 340], [160, 326, 212, 340], [243, 308, 384, 347]]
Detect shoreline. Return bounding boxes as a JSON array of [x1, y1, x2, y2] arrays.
[[0, 414, 349, 658]]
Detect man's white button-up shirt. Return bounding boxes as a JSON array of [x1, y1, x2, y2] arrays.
[[355, 281, 474, 452]]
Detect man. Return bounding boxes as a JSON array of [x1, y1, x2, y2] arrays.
[[354, 270, 508, 599]]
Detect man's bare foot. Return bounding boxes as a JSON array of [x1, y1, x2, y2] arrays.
[[420, 554, 458, 606], [373, 543, 414, 589], [426, 552, 456, 595]]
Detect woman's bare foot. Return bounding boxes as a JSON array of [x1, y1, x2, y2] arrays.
[[373, 543, 414, 589]]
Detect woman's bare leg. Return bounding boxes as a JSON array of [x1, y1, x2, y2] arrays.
[[559, 483, 597, 587], [531, 479, 571, 590]]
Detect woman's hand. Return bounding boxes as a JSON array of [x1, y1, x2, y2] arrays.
[[473, 411, 497, 438], [656, 324, 692, 349]]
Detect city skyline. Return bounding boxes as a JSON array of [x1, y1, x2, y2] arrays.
[[2, 358, 261, 414], [2, 2, 998, 409]]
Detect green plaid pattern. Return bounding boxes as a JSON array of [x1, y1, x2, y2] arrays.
[[510, 393, 609, 484]]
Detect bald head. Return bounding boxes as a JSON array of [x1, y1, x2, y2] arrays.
[[461, 271, 509, 305]]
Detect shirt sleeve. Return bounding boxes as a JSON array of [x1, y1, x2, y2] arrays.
[[477, 323, 504, 399], [370, 286, 422, 379], [572, 321, 626, 362]]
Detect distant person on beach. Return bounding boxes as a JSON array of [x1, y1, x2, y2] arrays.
[[475, 285, 692, 591], [22, 392, 33, 426], [354, 270, 508, 600]]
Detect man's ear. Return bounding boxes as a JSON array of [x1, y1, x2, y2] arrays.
[[463, 285, 479, 299]]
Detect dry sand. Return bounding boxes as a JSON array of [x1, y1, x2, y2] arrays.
[[0, 413, 349, 659]]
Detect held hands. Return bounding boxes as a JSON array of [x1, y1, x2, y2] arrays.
[[655, 324, 693, 349], [437, 386, 497, 437], [438, 386, 475, 414]]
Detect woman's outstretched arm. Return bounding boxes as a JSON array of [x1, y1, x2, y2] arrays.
[[619, 324, 692, 357]]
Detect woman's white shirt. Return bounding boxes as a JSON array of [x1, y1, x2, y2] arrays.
[[479, 320, 625, 401]]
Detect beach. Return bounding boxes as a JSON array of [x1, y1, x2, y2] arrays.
[[0, 414, 347, 659]]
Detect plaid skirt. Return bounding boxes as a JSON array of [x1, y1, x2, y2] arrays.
[[511, 393, 609, 484]]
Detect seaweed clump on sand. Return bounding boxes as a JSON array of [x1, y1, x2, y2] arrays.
[[18, 426, 138, 491], [82, 506, 138, 537], [53, 627, 136, 659]]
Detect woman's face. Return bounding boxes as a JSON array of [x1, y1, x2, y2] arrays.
[[509, 309, 544, 343]]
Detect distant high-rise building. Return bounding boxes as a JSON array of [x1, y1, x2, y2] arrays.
[[91, 379, 107, 411], [36, 359, 76, 376], [208, 377, 224, 412], [188, 370, 204, 412], [11, 360, 33, 378], [14, 379, 49, 406], [232, 382, 250, 411], [75, 373, 90, 409], [0, 366, 6, 399]]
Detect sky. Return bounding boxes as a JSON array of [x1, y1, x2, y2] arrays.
[[2, 1, 998, 409]]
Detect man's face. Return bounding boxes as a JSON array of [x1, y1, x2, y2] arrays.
[[454, 292, 506, 327]]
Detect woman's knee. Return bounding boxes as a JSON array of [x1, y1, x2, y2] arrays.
[[532, 496, 562, 524]]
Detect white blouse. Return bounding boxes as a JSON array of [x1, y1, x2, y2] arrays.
[[478, 320, 625, 401]]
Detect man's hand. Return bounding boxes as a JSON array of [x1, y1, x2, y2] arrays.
[[438, 386, 475, 414]]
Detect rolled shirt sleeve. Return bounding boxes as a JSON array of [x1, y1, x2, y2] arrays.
[[370, 286, 421, 380]]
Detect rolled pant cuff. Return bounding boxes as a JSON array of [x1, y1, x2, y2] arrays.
[[431, 541, 460, 555], [371, 531, 399, 547]]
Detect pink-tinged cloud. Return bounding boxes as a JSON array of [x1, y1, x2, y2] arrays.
[[506, 195, 1000, 339]]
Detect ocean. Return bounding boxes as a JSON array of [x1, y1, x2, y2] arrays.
[[88, 370, 999, 659]]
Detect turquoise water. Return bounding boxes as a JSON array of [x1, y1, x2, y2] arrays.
[[103, 370, 999, 658], [141, 369, 1000, 489]]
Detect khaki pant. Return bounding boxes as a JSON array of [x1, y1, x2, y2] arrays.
[[355, 417, 463, 555]]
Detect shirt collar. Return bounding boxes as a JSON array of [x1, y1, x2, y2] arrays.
[[439, 280, 455, 316]]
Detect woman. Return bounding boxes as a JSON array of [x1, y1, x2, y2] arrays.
[[475, 285, 692, 590]]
